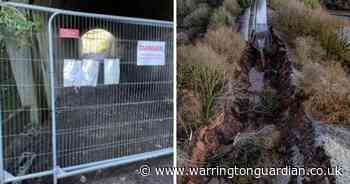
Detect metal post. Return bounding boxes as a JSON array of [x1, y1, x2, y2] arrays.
[[48, 12, 60, 184], [0, 99, 4, 184]]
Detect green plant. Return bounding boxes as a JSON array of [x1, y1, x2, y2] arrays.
[[238, 0, 252, 9], [0, 6, 41, 46], [303, 0, 320, 9], [193, 63, 224, 119], [209, 7, 233, 28], [177, 44, 226, 119], [183, 4, 210, 31]]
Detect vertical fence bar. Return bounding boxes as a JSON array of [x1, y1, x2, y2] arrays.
[[48, 12, 60, 184], [0, 99, 4, 184]]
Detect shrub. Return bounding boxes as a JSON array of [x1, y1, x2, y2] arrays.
[[269, 0, 288, 10], [303, 0, 320, 9], [295, 37, 326, 66], [205, 27, 246, 70], [238, 0, 252, 9], [183, 3, 211, 37], [177, 44, 226, 119], [300, 61, 350, 124], [209, 7, 233, 28], [223, 0, 242, 17], [272, 0, 350, 62]]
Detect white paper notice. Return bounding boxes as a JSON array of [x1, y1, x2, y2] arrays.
[[104, 58, 120, 85], [137, 41, 166, 66], [64, 59, 82, 87], [81, 59, 99, 86], [63, 59, 99, 87]]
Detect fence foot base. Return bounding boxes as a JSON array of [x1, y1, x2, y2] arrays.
[[54, 166, 66, 178], [0, 169, 15, 183]]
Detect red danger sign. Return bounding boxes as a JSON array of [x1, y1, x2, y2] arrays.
[[59, 28, 80, 38]]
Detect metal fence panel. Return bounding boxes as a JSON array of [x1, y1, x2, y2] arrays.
[[0, 3, 174, 183], [0, 7, 53, 182], [51, 13, 174, 169]]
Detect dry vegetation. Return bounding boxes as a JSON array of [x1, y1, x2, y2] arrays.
[[271, 0, 350, 124], [271, 0, 350, 62], [299, 61, 350, 123], [177, 26, 246, 140]]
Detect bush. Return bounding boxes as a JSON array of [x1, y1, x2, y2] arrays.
[[238, 0, 252, 9], [295, 37, 326, 66], [299, 61, 350, 124], [303, 0, 320, 9], [183, 3, 211, 37], [205, 27, 246, 69], [269, 0, 288, 10], [178, 44, 226, 119], [209, 7, 233, 28], [223, 0, 242, 17], [272, 0, 350, 62]]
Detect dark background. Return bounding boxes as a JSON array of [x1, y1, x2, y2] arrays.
[[8, 0, 173, 20]]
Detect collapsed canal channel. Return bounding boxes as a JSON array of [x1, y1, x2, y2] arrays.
[[186, 29, 336, 184]]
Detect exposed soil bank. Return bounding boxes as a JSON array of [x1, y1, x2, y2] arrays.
[[186, 29, 335, 184]]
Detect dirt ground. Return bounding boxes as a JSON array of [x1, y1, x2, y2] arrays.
[[27, 155, 173, 184], [60, 155, 173, 184]]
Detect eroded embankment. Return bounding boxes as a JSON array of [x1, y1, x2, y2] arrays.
[[186, 30, 335, 184]]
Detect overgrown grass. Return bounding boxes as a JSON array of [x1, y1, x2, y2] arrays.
[[178, 44, 226, 119], [271, 0, 350, 62], [178, 26, 246, 135]]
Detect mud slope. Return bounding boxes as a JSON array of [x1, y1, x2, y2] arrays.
[[186, 29, 335, 184]]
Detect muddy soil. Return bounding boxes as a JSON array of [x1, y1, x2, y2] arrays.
[[185, 30, 335, 184]]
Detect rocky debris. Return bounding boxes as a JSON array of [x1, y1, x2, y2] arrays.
[[313, 121, 350, 184]]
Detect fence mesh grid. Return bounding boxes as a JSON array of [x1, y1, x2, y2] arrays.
[[53, 14, 174, 168], [0, 8, 53, 177], [0, 5, 173, 179]]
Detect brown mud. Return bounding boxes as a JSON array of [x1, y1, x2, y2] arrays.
[[186, 29, 335, 184]]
